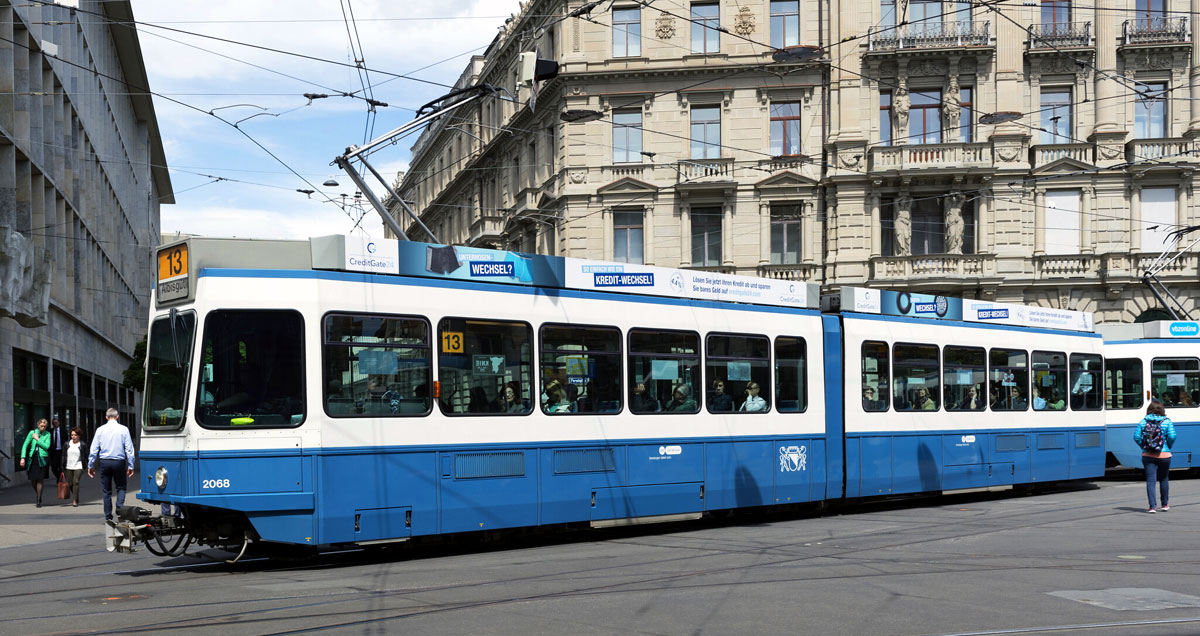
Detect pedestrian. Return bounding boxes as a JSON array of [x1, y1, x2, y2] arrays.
[[1134, 400, 1177, 513], [19, 418, 51, 507], [47, 416, 65, 483], [87, 408, 135, 522], [64, 427, 88, 507]]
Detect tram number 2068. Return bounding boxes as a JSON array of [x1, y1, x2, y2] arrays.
[[202, 479, 231, 489]]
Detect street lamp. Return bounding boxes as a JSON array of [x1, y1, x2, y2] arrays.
[[772, 45, 823, 63], [979, 111, 1022, 125], [560, 109, 604, 123]]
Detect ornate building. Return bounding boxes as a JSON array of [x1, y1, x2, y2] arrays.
[[394, 0, 1198, 324], [0, 0, 171, 486]]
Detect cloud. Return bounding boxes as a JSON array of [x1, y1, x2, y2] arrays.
[[134, 0, 518, 240]]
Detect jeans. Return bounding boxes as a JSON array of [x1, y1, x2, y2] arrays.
[[1142, 455, 1171, 509], [98, 459, 128, 521]]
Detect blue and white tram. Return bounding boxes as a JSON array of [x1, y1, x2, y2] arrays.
[[1099, 321, 1198, 470], [116, 235, 1106, 555]]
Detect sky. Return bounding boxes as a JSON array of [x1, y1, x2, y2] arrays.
[[129, 0, 524, 241]]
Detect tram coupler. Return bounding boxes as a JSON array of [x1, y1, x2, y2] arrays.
[[105, 506, 186, 553]]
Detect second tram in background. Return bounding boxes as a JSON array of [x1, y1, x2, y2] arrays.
[[1100, 321, 1198, 471]]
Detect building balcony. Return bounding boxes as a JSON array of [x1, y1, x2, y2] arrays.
[[1126, 137, 1198, 162], [685, 264, 737, 275], [870, 254, 996, 282], [468, 214, 506, 246], [1122, 17, 1189, 46], [1027, 22, 1092, 49], [600, 163, 653, 181], [869, 142, 992, 172], [676, 157, 736, 183], [1034, 254, 1100, 279], [757, 263, 822, 282], [866, 21, 990, 52], [1031, 143, 1093, 168]]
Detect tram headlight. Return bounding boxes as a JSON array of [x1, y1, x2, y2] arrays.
[[154, 466, 168, 490]]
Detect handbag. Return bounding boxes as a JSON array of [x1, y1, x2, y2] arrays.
[[56, 473, 70, 500]]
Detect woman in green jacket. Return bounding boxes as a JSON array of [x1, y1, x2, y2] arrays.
[[20, 418, 51, 507]]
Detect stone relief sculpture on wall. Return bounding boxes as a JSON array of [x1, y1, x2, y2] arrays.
[[734, 7, 755, 36], [0, 227, 52, 327], [894, 194, 913, 256], [944, 191, 966, 254], [655, 14, 676, 39], [893, 80, 910, 139]]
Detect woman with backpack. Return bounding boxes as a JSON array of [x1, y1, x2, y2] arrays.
[[1134, 400, 1178, 513]]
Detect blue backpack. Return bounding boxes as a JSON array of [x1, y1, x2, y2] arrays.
[[1141, 419, 1165, 452]]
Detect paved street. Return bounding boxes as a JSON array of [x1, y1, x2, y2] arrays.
[[0, 476, 1197, 636]]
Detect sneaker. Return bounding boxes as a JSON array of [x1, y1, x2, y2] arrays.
[[1161, 505, 1170, 512], [1147, 508, 1156, 513]]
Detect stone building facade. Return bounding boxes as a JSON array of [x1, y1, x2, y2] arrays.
[[394, 0, 1199, 325], [0, 0, 171, 487]]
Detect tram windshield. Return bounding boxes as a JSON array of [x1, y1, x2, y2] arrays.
[[143, 311, 196, 429], [196, 310, 306, 428]]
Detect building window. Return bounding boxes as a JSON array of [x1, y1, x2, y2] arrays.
[[881, 0, 896, 28], [880, 91, 892, 146], [910, 0, 943, 34], [1042, 0, 1070, 25], [613, 7, 641, 57], [771, 0, 800, 48], [612, 111, 642, 163], [959, 86, 973, 143], [910, 90, 942, 144], [691, 3, 720, 54], [690, 106, 721, 159], [770, 203, 802, 265], [1141, 186, 1175, 251], [1041, 88, 1072, 144], [613, 210, 644, 264], [691, 207, 722, 266], [955, 0, 972, 24], [1045, 190, 1081, 254], [1137, 0, 1165, 21], [912, 197, 943, 255], [1136, 82, 1167, 139], [880, 197, 895, 256], [770, 102, 802, 156]]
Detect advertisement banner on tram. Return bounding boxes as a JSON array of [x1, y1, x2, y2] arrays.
[[562, 258, 818, 309]]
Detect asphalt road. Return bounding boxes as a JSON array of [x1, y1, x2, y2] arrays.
[[1, 477, 1197, 636]]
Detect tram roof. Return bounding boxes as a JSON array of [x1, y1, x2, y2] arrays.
[[827, 287, 1095, 333], [1097, 320, 1200, 341], [154, 234, 821, 311]]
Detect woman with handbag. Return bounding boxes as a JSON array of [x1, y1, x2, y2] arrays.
[[63, 427, 87, 507], [19, 418, 51, 507]]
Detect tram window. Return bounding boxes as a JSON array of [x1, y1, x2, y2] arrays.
[[145, 311, 196, 429], [706, 334, 771, 413], [862, 341, 889, 412], [1069, 353, 1103, 411], [774, 337, 807, 413], [196, 310, 305, 429], [943, 346, 985, 411], [989, 348, 1029, 411], [322, 313, 430, 418], [893, 343, 939, 411], [628, 329, 700, 414], [437, 318, 532, 416], [540, 324, 622, 415], [1105, 358, 1144, 410], [1150, 357, 1200, 408], [1031, 351, 1067, 411]]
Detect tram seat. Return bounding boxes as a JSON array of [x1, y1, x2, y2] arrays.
[[778, 400, 799, 411], [397, 398, 427, 414], [597, 400, 620, 413]]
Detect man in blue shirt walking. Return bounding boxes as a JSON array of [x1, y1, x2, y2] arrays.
[[87, 408, 135, 522]]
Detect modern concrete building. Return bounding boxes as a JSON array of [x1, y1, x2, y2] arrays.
[[0, 0, 171, 487], [393, 0, 1198, 325]]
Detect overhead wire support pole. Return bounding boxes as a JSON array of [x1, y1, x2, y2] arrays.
[[335, 85, 496, 243]]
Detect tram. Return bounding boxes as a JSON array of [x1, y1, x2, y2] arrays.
[[1099, 321, 1198, 471], [109, 235, 1107, 556]]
